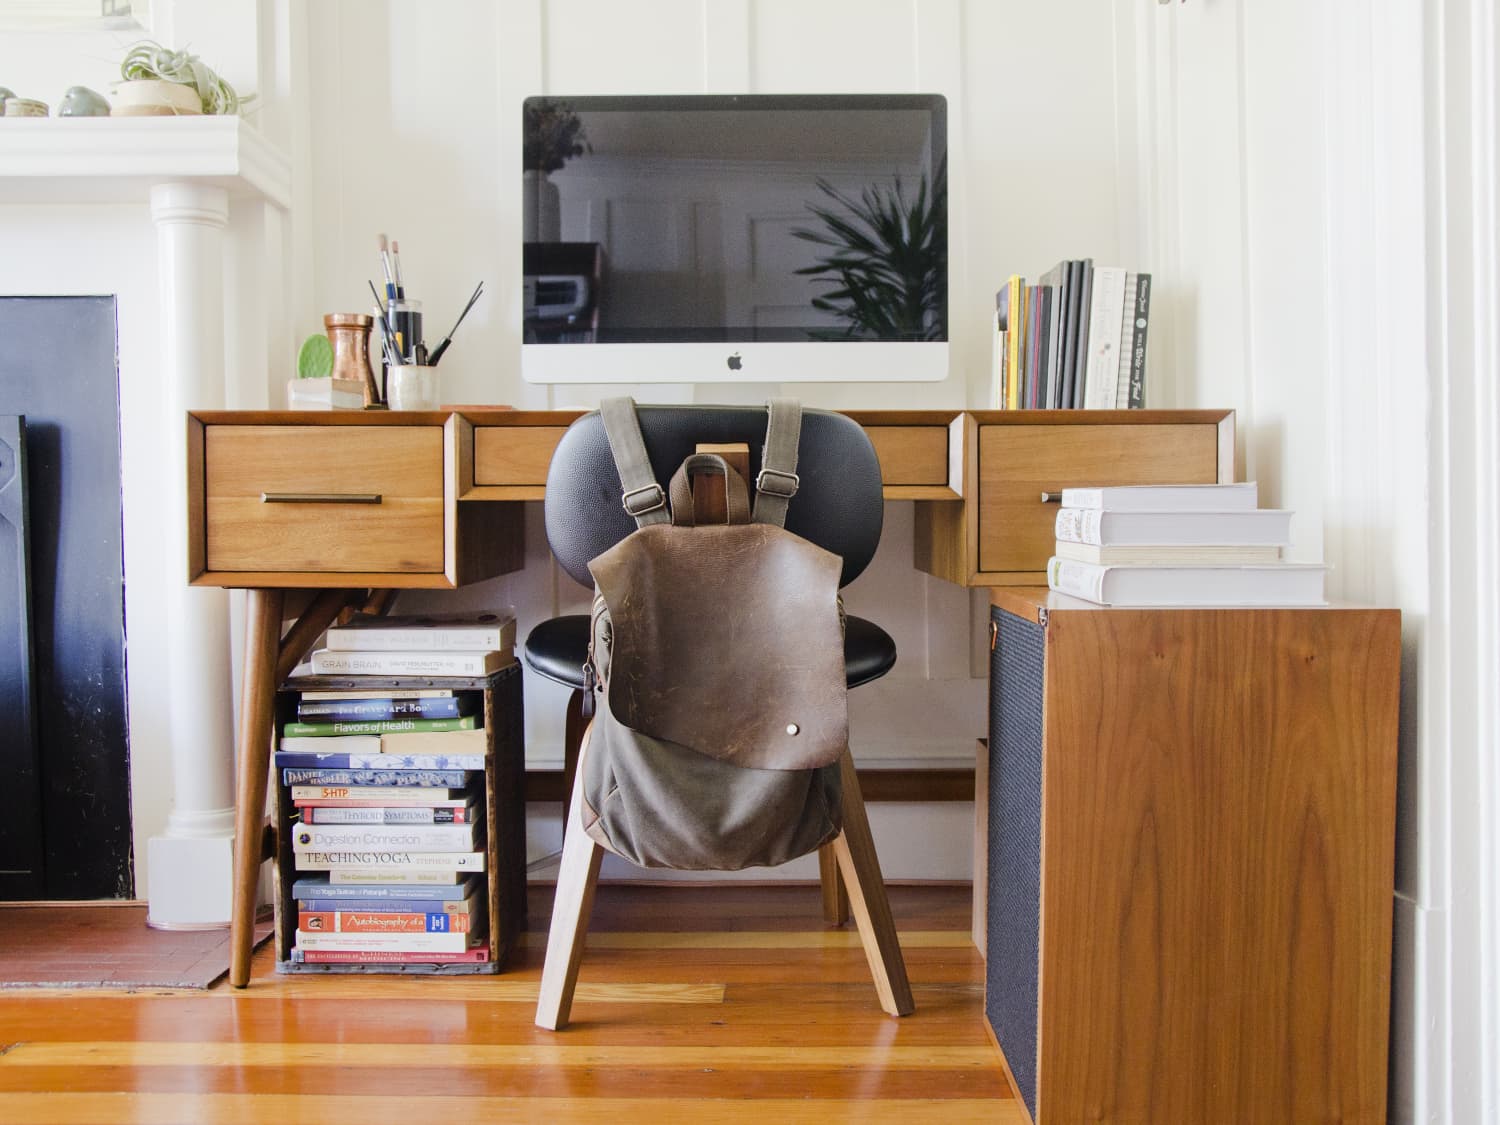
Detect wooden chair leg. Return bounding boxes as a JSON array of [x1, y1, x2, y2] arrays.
[[559, 689, 587, 847], [831, 748, 915, 1017], [819, 843, 849, 925], [536, 724, 604, 1031]]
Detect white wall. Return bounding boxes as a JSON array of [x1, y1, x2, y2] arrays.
[[294, 0, 1129, 881], [1132, 2, 1499, 1122]]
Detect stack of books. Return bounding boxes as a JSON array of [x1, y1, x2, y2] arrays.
[[279, 612, 515, 967], [1045, 482, 1328, 607], [992, 261, 1151, 410]]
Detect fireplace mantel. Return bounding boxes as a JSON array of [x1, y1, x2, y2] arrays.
[[0, 116, 289, 207]]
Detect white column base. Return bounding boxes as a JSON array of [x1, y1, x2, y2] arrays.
[[145, 834, 235, 930]]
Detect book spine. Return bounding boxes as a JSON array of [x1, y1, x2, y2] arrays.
[[281, 768, 472, 787], [1084, 267, 1128, 408], [309, 650, 495, 677], [292, 876, 478, 900], [1116, 273, 1138, 408], [296, 698, 465, 722], [1005, 275, 1024, 409], [298, 689, 454, 701], [297, 897, 477, 914], [295, 850, 486, 871], [295, 929, 477, 953], [1128, 273, 1151, 408], [297, 805, 474, 825], [299, 910, 475, 933], [283, 715, 479, 737], [328, 868, 469, 885], [293, 824, 477, 852], [289, 785, 466, 801], [275, 751, 487, 771], [1047, 556, 1107, 603], [324, 627, 511, 651], [291, 944, 490, 964], [1053, 507, 1106, 545]]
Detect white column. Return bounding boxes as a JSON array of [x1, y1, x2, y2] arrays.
[[145, 181, 238, 929]]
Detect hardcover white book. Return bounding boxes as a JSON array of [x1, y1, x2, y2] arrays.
[[1047, 557, 1327, 607], [295, 929, 478, 953], [1060, 482, 1259, 511], [1083, 266, 1128, 409], [298, 690, 455, 701], [292, 823, 478, 852], [295, 850, 486, 871], [1053, 541, 1282, 566], [309, 649, 515, 677], [1055, 507, 1292, 547], [324, 613, 516, 653]]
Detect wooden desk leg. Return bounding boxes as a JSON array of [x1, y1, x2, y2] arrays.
[[229, 587, 284, 989]]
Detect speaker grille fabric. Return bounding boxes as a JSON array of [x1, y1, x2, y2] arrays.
[[986, 606, 1044, 1120]]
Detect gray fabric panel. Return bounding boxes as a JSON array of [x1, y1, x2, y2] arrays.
[[986, 606, 1044, 1120]]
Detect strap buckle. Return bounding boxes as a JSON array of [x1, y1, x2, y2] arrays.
[[755, 467, 800, 499], [621, 482, 666, 517]]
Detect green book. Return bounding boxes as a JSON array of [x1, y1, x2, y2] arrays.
[[282, 715, 481, 737]]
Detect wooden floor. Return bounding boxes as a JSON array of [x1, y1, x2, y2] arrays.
[[0, 882, 1019, 1124]]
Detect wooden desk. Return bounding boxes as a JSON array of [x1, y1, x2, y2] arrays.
[[186, 407, 1234, 986]]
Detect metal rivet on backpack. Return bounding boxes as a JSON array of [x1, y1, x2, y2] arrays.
[[786, 723, 799, 736]]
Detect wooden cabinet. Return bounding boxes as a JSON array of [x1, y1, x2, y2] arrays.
[[271, 663, 527, 974], [985, 588, 1400, 1125], [916, 409, 1234, 585]]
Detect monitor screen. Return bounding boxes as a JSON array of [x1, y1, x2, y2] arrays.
[[521, 94, 948, 383]]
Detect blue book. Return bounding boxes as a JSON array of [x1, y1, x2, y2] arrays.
[[296, 696, 472, 723], [274, 750, 487, 771], [281, 767, 472, 787], [292, 876, 480, 902]]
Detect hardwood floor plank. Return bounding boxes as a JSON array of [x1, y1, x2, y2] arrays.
[[518, 929, 973, 949], [1, 1041, 999, 1068], [0, 1093, 1025, 1125]]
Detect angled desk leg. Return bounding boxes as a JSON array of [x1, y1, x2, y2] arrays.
[[229, 588, 284, 989]]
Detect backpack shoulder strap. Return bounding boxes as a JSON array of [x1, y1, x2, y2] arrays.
[[600, 397, 670, 527], [752, 398, 802, 528]]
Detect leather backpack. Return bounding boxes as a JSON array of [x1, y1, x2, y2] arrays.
[[578, 397, 848, 870]]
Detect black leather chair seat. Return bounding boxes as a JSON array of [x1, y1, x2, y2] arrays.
[[524, 612, 896, 692]]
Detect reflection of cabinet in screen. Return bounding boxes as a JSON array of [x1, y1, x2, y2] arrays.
[[522, 242, 602, 345], [985, 588, 1400, 1125]]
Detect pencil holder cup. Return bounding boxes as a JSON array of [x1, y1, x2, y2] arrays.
[[386, 364, 438, 411]]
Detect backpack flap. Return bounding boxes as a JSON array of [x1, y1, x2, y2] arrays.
[[588, 522, 848, 770]]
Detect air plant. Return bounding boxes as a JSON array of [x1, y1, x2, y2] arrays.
[[119, 41, 247, 115]]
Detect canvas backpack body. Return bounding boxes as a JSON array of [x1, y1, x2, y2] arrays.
[[577, 398, 848, 870]]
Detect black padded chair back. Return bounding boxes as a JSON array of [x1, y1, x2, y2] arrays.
[[544, 404, 884, 589]]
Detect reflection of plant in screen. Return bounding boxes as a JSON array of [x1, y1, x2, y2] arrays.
[[791, 159, 946, 341]]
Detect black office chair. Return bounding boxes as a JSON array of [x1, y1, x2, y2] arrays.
[[523, 404, 912, 1028]]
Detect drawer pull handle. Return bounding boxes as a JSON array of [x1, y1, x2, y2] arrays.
[[1040, 491, 1063, 503], [261, 492, 383, 505]]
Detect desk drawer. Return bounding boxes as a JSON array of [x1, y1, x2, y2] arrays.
[[865, 425, 950, 486], [203, 425, 445, 573], [977, 423, 1221, 573], [473, 426, 567, 486]]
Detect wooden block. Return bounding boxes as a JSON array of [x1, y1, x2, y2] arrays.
[[692, 442, 750, 524]]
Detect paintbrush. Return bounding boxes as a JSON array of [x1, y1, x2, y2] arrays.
[[376, 234, 396, 302], [391, 239, 406, 299], [367, 279, 404, 366], [427, 281, 484, 367]]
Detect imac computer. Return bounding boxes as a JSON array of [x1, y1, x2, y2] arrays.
[[521, 94, 948, 384]]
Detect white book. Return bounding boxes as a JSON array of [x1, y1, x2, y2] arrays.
[[1047, 556, 1327, 607], [1055, 507, 1292, 547], [324, 613, 516, 653], [1083, 266, 1128, 408], [294, 850, 486, 872], [295, 929, 478, 953], [279, 735, 382, 755], [327, 868, 470, 885], [309, 649, 515, 677], [1054, 542, 1282, 566], [298, 690, 455, 701], [1061, 482, 1259, 511], [292, 823, 478, 852]]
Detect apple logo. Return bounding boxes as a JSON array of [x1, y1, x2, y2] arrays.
[[726, 352, 743, 371]]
